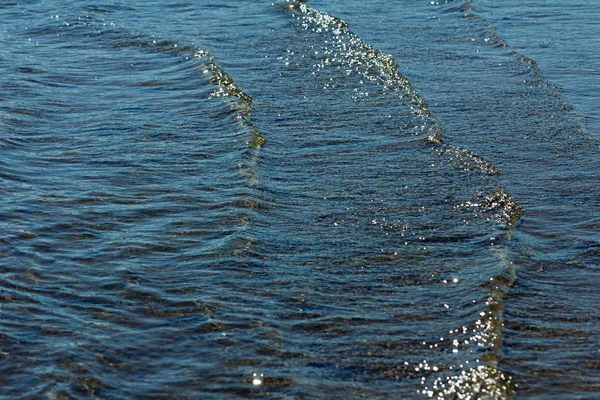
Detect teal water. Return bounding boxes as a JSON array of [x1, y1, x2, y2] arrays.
[[1, 1, 598, 398]]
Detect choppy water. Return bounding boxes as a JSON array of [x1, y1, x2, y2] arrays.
[[1, 1, 598, 399]]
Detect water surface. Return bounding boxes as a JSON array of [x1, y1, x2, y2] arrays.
[[1, 0, 598, 398]]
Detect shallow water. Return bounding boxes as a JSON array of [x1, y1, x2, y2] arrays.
[[1, 1, 598, 398]]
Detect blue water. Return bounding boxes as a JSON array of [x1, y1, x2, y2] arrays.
[[1, 1, 598, 398]]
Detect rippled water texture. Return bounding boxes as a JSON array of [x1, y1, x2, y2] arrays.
[[1, 0, 598, 398]]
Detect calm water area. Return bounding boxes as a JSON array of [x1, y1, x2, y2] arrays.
[[1, 0, 599, 398]]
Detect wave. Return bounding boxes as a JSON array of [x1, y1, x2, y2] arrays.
[[280, 0, 443, 143], [97, 27, 267, 255], [23, 17, 266, 151], [278, 0, 522, 222], [12, 16, 268, 263], [444, 0, 592, 140], [193, 49, 266, 150], [278, 1, 523, 192], [278, 1, 522, 397], [0, 13, 275, 396]]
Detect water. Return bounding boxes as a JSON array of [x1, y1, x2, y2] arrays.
[[0, 1, 598, 398]]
